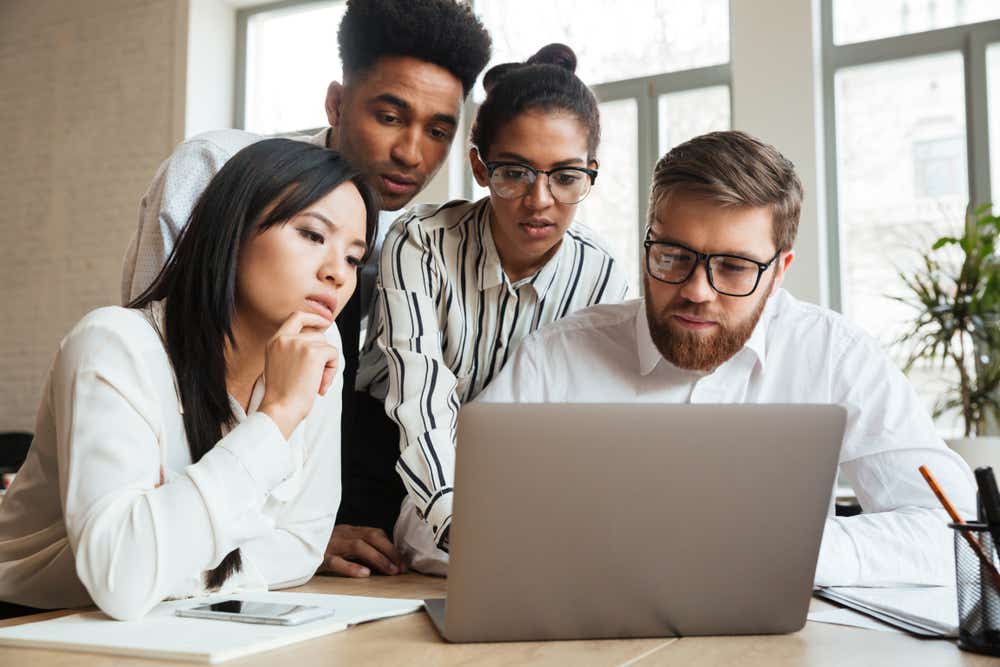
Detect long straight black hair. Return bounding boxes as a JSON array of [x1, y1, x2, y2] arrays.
[[130, 138, 379, 589]]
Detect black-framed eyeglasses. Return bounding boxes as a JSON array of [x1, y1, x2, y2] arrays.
[[478, 151, 597, 204], [643, 234, 781, 297]]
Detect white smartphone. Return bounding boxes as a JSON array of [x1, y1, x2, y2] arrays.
[[175, 599, 336, 626]]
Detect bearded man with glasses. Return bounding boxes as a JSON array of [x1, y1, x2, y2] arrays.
[[479, 130, 976, 588]]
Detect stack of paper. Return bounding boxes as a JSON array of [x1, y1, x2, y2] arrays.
[[814, 585, 958, 637], [0, 591, 422, 663]]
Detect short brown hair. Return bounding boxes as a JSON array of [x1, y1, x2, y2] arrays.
[[648, 131, 803, 252]]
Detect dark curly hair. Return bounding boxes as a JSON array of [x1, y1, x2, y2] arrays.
[[470, 43, 600, 160], [338, 0, 491, 97]]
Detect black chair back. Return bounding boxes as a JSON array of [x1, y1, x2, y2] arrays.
[[0, 431, 32, 474]]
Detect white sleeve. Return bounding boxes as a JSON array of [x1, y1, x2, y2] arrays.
[[239, 326, 344, 589], [120, 140, 234, 304], [814, 334, 976, 586], [54, 322, 297, 620]]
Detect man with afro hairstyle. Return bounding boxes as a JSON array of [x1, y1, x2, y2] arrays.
[[120, 0, 491, 580]]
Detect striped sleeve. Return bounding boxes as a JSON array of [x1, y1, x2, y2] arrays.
[[376, 214, 457, 550]]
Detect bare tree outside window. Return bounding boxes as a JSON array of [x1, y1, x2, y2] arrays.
[[833, 0, 1000, 45], [475, 0, 729, 96]]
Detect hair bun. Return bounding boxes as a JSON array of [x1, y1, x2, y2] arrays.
[[526, 43, 576, 73], [481, 43, 579, 95]]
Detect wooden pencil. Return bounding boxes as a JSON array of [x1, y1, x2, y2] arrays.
[[918, 464, 1000, 591]]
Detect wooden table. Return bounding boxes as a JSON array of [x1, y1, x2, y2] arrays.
[[0, 574, 994, 666]]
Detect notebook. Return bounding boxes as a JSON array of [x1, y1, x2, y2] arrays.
[[0, 591, 422, 663], [814, 585, 958, 637]]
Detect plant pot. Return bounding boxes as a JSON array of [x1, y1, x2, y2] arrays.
[[947, 436, 1000, 472]]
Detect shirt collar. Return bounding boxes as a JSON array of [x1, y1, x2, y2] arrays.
[[634, 294, 775, 376], [476, 202, 566, 300], [635, 301, 663, 376], [743, 295, 773, 371], [475, 200, 506, 291]]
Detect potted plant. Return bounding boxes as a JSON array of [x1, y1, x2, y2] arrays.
[[894, 204, 1000, 469]]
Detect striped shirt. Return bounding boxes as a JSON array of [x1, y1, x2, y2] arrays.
[[356, 197, 629, 550]]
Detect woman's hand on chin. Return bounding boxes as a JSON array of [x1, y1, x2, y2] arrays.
[[259, 310, 338, 439]]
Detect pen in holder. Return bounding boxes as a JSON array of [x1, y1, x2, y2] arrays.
[[952, 522, 1000, 656]]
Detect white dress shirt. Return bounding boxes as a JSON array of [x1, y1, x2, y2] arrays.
[[477, 290, 977, 587], [357, 198, 629, 566], [0, 302, 341, 619]]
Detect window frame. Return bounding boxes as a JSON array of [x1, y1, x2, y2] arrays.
[[820, 1, 1000, 311], [234, 0, 338, 132]]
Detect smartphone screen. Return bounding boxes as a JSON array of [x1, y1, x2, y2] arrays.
[[195, 601, 306, 617], [176, 599, 336, 625]]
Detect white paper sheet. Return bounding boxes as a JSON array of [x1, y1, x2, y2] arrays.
[[807, 607, 903, 633], [815, 585, 958, 637], [0, 591, 423, 663]]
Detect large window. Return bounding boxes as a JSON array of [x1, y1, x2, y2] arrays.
[[824, 1, 1000, 433], [238, 1, 346, 135]]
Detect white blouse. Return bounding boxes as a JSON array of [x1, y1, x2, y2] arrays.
[[0, 303, 342, 619]]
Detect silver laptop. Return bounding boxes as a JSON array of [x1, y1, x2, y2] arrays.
[[424, 403, 846, 642]]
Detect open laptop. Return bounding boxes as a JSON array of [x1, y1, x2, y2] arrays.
[[424, 403, 846, 642]]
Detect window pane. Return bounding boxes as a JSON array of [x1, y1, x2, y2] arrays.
[[244, 2, 346, 135], [835, 53, 967, 433], [988, 43, 1000, 205], [833, 0, 1000, 45], [475, 0, 728, 97], [576, 99, 640, 294], [657, 86, 731, 157]]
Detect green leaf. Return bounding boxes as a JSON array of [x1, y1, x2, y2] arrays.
[[933, 237, 958, 250]]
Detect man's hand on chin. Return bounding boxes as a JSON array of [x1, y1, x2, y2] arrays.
[[318, 524, 408, 577]]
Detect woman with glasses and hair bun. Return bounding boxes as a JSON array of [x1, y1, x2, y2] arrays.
[[354, 43, 629, 575]]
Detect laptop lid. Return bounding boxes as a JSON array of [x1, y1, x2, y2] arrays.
[[439, 403, 846, 642]]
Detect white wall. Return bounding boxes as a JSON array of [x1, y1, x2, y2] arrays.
[[730, 0, 829, 307], [186, 0, 237, 137]]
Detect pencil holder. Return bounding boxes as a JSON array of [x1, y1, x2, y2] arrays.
[[952, 522, 1000, 656]]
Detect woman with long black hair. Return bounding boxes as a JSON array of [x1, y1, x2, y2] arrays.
[[0, 139, 378, 620]]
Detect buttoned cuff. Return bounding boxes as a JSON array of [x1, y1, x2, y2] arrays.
[[814, 518, 862, 586], [216, 411, 294, 498], [423, 488, 454, 550]]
